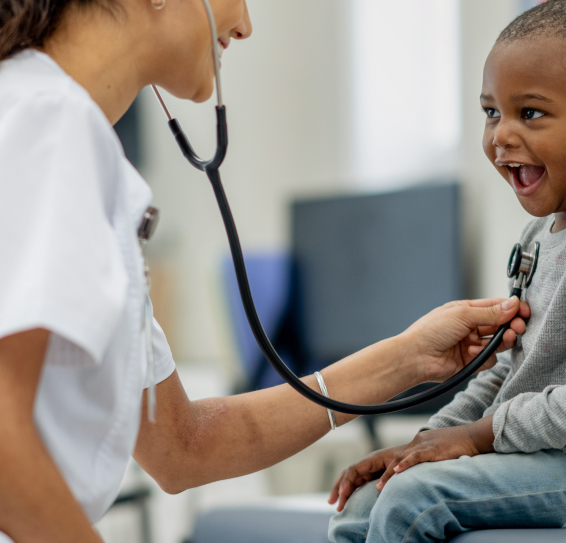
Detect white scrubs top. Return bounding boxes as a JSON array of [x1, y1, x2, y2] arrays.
[[0, 49, 176, 531]]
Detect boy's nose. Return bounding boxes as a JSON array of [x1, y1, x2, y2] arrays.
[[492, 120, 521, 149]]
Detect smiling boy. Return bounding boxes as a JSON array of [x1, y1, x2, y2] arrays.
[[328, 2, 566, 542]]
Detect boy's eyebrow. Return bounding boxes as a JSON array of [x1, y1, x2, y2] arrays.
[[480, 93, 555, 103], [510, 92, 555, 104]]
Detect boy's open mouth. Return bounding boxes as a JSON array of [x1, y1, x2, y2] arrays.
[[508, 164, 546, 188]]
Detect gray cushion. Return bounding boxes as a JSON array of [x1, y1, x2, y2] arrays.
[[451, 529, 566, 542], [191, 506, 566, 543], [191, 507, 334, 543]]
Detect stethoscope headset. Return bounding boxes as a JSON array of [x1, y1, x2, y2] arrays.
[[142, 0, 540, 416]]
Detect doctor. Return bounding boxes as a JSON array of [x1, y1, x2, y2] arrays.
[[0, 0, 529, 541]]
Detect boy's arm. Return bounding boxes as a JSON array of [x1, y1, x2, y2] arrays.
[[421, 351, 512, 431], [329, 415, 496, 511], [493, 384, 566, 453], [342, 382, 566, 496], [329, 354, 512, 510]]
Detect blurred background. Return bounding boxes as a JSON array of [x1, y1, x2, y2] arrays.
[[97, 0, 542, 541]]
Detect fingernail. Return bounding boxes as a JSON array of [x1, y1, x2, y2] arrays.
[[502, 296, 518, 310], [394, 466, 400, 473]]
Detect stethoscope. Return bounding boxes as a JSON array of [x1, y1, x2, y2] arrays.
[[143, 0, 540, 416]]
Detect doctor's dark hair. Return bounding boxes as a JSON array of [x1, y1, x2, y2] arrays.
[[0, 0, 112, 61], [498, 0, 566, 44]]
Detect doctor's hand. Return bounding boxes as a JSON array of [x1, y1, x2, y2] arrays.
[[401, 297, 530, 384]]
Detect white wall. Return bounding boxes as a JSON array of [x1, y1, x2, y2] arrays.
[[458, 0, 531, 299], [350, 0, 461, 190]]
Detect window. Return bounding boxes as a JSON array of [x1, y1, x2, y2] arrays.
[[349, 0, 461, 190]]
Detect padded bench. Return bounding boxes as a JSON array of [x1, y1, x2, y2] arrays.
[[187, 495, 566, 543], [452, 530, 566, 542], [187, 495, 335, 543]]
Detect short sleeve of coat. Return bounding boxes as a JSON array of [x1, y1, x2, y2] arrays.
[[143, 314, 176, 389], [0, 90, 128, 365]]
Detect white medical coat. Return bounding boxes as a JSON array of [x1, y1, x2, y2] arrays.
[[0, 49, 176, 532]]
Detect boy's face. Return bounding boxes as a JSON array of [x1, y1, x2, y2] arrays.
[[482, 38, 566, 222]]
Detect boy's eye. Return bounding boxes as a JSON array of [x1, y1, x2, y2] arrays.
[[522, 108, 545, 120], [483, 107, 501, 119]]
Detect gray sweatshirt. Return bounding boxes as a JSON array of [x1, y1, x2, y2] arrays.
[[423, 216, 566, 453]]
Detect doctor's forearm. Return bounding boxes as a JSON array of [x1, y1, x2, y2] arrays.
[[0, 330, 102, 543], [135, 336, 422, 492], [135, 298, 526, 492]]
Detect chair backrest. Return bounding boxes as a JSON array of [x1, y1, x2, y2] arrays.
[[223, 253, 294, 390]]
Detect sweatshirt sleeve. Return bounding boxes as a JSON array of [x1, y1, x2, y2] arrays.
[[421, 351, 512, 431], [493, 385, 566, 453]]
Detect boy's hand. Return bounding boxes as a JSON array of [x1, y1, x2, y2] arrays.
[[328, 444, 405, 512], [375, 415, 495, 491], [329, 416, 495, 511]]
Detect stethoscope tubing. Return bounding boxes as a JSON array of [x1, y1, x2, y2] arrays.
[[164, 108, 523, 415], [154, 0, 526, 416], [207, 149, 522, 415]]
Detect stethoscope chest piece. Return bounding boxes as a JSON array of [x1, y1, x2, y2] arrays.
[[507, 241, 540, 288]]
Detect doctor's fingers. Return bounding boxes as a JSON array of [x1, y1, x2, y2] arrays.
[[473, 313, 527, 347], [445, 297, 507, 309], [462, 298, 529, 316], [468, 325, 521, 356], [468, 349, 497, 372]]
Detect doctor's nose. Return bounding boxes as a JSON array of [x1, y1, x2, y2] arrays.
[[232, 1, 252, 40]]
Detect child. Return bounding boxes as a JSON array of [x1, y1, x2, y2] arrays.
[[329, 2, 566, 541]]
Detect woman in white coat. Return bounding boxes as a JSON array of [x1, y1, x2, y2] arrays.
[[0, 1, 529, 541]]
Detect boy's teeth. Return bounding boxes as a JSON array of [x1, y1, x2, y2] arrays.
[[508, 163, 523, 167]]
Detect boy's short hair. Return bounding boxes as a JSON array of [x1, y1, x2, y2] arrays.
[[498, 0, 566, 44]]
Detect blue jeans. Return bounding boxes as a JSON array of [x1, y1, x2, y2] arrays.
[[328, 450, 566, 543]]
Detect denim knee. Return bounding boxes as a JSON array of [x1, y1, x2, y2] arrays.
[[371, 467, 430, 523], [328, 465, 443, 543], [365, 462, 459, 543], [328, 482, 380, 543]]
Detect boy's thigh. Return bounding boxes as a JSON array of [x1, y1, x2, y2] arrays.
[[373, 450, 566, 532], [330, 450, 566, 543]]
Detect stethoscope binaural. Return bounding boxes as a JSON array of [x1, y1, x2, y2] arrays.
[[145, 0, 540, 416]]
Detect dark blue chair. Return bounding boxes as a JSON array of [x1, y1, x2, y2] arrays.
[[223, 252, 306, 391]]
